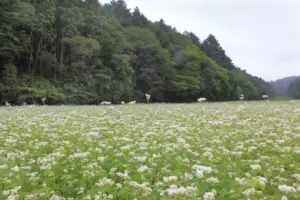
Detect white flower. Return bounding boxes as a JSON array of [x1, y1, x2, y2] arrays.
[[278, 185, 296, 194], [49, 195, 61, 200], [68, 152, 90, 159], [292, 174, 300, 180], [250, 164, 262, 170], [245, 172, 251, 178], [181, 172, 193, 180], [192, 165, 213, 173], [204, 191, 216, 200], [3, 190, 10, 196], [255, 176, 267, 186], [163, 176, 178, 183], [135, 156, 147, 162], [166, 185, 197, 197], [116, 172, 129, 179], [128, 181, 152, 197], [100, 101, 111, 105], [235, 177, 247, 185], [95, 178, 114, 187], [138, 165, 150, 173], [97, 156, 105, 162], [7, 194, 19, 200], [11, 165, 19, 172], [242, 188, 262, 197], [0, 164, 8, 169], [129, 100, 136, 104], [206, 177, 219, 183]]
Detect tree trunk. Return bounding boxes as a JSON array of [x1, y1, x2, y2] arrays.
[[55, 4, 61, 78], [40, 38, 43, 76], [33, 0, 37, 15], [59, 28, 64, 78], [54, 65, 56, 80], [28, 27, 34, 75], [33, 38, 42, 76], [60, 28, 64, 66]]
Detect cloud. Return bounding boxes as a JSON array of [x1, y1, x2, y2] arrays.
[[101, 0, 300, 81]]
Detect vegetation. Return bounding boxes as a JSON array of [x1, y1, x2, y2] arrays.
[[270, 76, 299, 97], [1, 102, 300, 199], [0, 0, 274, 104], [287, 78, 300, 99]]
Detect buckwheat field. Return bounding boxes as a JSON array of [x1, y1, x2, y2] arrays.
[[0, 102, 300, 200]]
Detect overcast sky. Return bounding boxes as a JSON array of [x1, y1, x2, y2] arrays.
[[101, 0, 300, 81]]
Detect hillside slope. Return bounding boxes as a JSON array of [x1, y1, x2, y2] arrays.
[[270, 76, 298, 96], [0, 0, 274, 104]]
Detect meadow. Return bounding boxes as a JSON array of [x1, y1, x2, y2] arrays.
[[0, 101, 299, 200]]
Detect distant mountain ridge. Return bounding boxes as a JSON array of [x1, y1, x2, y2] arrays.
[[270, 76, 299, 96]]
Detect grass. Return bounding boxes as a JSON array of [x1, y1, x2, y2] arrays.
[[0, 101, 300, 199]]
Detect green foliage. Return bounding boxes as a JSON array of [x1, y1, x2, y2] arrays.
[[201, 34, 234, 70], [0, 0, 35, 63], [64, 36, 100, 59], [0, 0, 274, 104], [0, 64, 19, 103], [200, 34, 274, 100], [109, 0, 132, 26], [0, 102, 299, 198], [270, 76, 298, 96], [287, 78, 300, 99], [131, 7, 143, 27], [18, 76, 65, 105], [125, 26, 172, 101]]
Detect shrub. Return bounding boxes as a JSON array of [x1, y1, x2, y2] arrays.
[[17, 76, 66, 105]]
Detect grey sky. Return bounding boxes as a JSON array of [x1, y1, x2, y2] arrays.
[[101, 0, 300, 81]]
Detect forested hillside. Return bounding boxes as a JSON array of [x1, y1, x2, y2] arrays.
[[0, 0, 274, 105], [270, 76, 298, 97], [287, 78, 300, 99]]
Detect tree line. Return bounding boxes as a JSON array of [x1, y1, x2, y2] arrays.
[[270, 76, 300, 99], [0, 0, 274, 105]]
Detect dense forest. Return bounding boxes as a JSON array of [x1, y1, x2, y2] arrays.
[[0, 0, 275, 105], [270, 76, 300, 99], [286, 78, 300, 99]]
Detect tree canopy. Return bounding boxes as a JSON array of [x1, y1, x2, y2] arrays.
[[0, 0, 274, 105]]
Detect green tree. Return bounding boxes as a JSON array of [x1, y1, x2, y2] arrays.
[[201, 34, 274, 100], [184, 31, 201, 48], [0, 64, 19, 103], [201, 34, 234, 70], [0, 0, 36, 67], [110, 0, 132, 26], [151, 19, 174, 49], [131, 6, 149, 28], [0, 0, 274, 104], [125, 26, 172, 101], [287, 78, 300, 99]]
